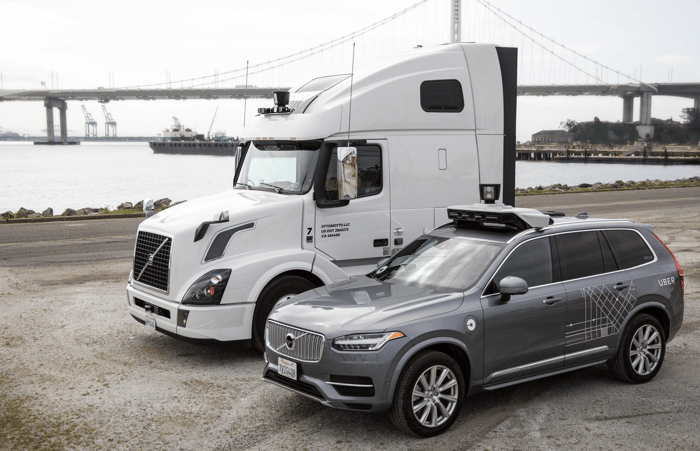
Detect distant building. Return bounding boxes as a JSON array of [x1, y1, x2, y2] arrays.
[[532, 130, 574, 143]]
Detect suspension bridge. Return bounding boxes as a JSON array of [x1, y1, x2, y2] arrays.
[[1, 0, 698, 144]]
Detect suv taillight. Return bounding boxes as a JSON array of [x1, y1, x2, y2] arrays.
[[654, 234, 684, 291]]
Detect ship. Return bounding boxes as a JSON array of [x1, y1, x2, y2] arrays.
[[149, 117, 238, 156]]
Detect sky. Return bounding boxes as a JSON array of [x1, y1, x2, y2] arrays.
[[1, 0, 698, 143]]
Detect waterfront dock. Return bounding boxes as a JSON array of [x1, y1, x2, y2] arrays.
[[516, 143, 700, 164]]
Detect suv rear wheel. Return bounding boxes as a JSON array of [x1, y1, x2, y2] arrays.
[[389, 350, 465, 437], [609, 313, 666, 383]]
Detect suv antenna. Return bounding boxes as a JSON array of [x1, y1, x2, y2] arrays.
[[243, 61, 249, 127], [346, 43, 356, 146]]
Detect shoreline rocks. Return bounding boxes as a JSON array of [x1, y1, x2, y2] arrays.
[[2, 176, 700, 220]]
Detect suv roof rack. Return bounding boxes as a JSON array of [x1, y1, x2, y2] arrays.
[[447, 204, 552, 231]]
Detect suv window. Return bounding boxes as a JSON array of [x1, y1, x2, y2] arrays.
[[555, 231, 607, 281], [604, 230, 654, 269], [492, 237, 554, 291], [324, 145, 382, 201]]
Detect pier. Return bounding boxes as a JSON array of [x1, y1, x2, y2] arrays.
[[516, 143, 700, 164]]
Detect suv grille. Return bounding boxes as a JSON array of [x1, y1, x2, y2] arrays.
[[133, 231, 171, 292], [267, 321, 324, 362]]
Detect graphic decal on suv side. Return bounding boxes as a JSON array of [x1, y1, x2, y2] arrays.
[[566, 282, 638, 342]]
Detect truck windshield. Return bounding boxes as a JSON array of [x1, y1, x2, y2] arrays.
[[373, 236, 504, 292], [235, 140, 321, 194]]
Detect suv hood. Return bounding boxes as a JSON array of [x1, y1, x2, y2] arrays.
[[269, 276, 464, 337]]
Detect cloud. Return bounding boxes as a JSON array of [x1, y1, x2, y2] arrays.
[[652, 55, 698, 65]]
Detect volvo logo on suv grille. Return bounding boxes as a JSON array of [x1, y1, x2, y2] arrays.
[[285, 333, 296, 350]]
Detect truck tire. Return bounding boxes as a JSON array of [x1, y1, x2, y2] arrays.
[[252, 275, 316, 352]]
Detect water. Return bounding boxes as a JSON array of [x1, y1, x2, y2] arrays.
[[0, 142, 698, 213]]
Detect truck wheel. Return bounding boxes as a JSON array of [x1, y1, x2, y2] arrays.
[[608, 313, 666, 384], [388, 350, 465, 437], [252, 275, 316, 352]]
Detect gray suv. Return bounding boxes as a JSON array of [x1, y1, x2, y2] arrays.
[[262, 203, 684, 437]]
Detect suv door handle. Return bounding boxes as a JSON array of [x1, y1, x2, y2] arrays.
[[543, 296, 562, 305], [614, 283, 630, 291]]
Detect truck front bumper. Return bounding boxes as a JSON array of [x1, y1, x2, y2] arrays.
[[126, 284, 255, 345]]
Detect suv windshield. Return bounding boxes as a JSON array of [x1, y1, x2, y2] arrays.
[[235, 140, 321, 194], [374, 236, 504, 292]]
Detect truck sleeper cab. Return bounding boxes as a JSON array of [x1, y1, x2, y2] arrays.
[[126, 43, 518, 349]]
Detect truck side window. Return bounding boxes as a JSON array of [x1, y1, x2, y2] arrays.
[[324, 145, 382, 201], [420, 80, 464, 112], [492, 237, 554, 291], [555, 231, 605, 281]]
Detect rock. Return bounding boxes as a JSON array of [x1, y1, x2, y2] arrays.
[[77, 207, 100, 215], [535, 185, 544, 191], [1, 211, 14, 220], [61, 208, 78, 216], [592, 183, 603, 189], [578, 183, 592, 188], [615, 180, 625, 186], [134, 201, 144, 211], [15, 207, 31, 218], [29, 213, 42, 218], [612, 182, 622, 189], [154, 198, 171, 209], [42, 208, 54, 217], [117, 202, 133, 210]]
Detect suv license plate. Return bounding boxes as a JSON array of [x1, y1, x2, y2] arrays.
[[145, 315, 156, 330], [278, 357, 297, 380]]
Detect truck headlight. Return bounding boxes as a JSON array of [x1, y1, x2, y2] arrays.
[[332, 332, 405, 351], [182, 269, 231, 305]]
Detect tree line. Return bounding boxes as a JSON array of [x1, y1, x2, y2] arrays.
[[561, 107, 700, 145]]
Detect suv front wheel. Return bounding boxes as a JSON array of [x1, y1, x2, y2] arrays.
[[609, 313, 666, 384], [389, 350, 465, 437]]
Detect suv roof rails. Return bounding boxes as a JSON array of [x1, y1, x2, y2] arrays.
[[544, 210, 565, 217]]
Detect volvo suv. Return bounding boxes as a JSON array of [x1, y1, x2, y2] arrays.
[[262, 201, 684, 437]]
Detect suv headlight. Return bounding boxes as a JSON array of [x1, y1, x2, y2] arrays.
[[332, 332, 404, 351], [182, 269, 231, 305]]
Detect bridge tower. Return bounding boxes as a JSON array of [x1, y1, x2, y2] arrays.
[[450, 0, 462, 43], [102, 105, 117, 137], [81, 105, 98, 137]]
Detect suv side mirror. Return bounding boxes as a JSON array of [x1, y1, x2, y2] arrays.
[[498, 276, 528, 302]]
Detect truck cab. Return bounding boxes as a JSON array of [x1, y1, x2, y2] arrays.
[[126, 43, 518, 350]]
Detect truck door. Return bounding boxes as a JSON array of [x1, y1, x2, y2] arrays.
[[314, 141, 390, 271]]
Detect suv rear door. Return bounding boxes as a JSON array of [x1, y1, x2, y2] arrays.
[[555, 230, 633, 365]]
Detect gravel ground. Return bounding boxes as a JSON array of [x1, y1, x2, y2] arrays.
[[1, 207, 698, 450]]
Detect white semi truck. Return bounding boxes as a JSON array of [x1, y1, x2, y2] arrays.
[[126, 43, 518, 350]]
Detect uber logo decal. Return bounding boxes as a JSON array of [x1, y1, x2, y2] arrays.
[[658, 277, 675, 286]]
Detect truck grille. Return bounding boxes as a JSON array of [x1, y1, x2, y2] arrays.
[[266, 321, 324, 362], [133, 231, 171, 292]]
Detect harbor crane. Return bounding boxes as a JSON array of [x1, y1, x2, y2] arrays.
[[81, 105, 98, 137], [102, 105, 117, 137]]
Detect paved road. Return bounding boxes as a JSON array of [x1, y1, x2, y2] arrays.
[[1, 187, 698, 266]]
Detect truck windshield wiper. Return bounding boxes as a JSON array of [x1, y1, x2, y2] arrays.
[[234, 182, 252, 190], [260, 183, 284, 193]]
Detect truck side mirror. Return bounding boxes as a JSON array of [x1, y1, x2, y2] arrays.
[[497, 276, 528, 302], [314, 143, 350, 209], [337, 147, 358, 200]]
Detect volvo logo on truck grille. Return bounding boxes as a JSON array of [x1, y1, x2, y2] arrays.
[[285, 333, 296, 350]]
